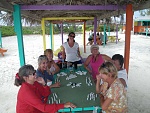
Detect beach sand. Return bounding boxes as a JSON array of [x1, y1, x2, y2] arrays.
[[0, 32, 150, 113]]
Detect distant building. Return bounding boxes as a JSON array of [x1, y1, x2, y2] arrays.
[[134, 16, 150, 34], [122, 16, 150, 34]]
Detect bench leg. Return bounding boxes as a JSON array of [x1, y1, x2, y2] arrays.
[[1, 52, 4, 56]]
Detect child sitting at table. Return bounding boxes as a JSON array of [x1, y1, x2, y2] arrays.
[[44, 49, 60, 75]]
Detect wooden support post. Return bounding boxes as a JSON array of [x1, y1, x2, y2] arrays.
[[103, 24, 106, 47], [146, 22, 148, 37], [124, 4, 133, 74], [108, 25, 110, 36], [61, 22, 63, 44], [52, 23, 54, 50], [116, 24, 118, 44], [94, 17, 97, 44], [41, 18, 46, 50], [83, 21, 86, 53], [50, 23, 53, 49], [13, 5, 25, 66]]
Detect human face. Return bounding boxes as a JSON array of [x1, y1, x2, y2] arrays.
[[113, 60, 120, 71], [46, 53, 53, 61], [100, 73, 109, 82], [39, 59, 48, 71], [69, 34, 75, 41], [91, 48, 99, 55], [26, 70, 36, 84], [69, 34, 75, 38]]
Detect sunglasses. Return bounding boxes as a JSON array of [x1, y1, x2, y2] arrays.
[[69, 35, 75, 38], [32, 70, 36, 76]]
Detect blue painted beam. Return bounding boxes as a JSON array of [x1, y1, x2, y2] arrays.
[[13, 5, 25, 66], [49, 23, 52, 49], [21, 5, 126, 11]]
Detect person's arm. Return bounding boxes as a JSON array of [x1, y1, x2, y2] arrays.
[[22, 84, 64, 113], [101, 54, 112, 62], [96, 75, 101, 94], [84, 55, 92, 73], [119, 78, 127, 88], [35, 79, 51, 97], [62, 46, 66, 60], [49, 82, 61, 88], [51, 61, 60, 75], [77, 47, 81, 58], [100, 97, 113, 110]]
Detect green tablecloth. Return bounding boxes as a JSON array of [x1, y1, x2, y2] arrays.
[[48, 66, 101, 112]]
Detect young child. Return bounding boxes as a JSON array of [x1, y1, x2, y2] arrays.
[[44, 49, 60, 75]]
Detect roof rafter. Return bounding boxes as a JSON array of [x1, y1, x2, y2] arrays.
[[21, 5, 126, 11]]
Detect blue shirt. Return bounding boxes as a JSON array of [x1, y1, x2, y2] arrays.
[[36, 69, 54, 83]]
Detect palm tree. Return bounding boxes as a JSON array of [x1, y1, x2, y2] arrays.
[[139, 9, 150, 16], [0, 11, 40, 26], [0, 11, 13, 26]]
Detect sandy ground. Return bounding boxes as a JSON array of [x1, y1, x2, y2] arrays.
[[0, 32, 150, 113]]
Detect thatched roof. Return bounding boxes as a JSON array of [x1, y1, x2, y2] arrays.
[[0, 0, 150, 22]]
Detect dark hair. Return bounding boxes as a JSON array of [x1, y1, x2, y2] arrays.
[[112, 54, 124, 68], [68, 32, 75, 36], [67, 32, 75, 42], [97, 32, 99, 36], [14, 65, 35, 86]]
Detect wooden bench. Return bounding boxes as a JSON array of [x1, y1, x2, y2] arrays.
[[0, 48, 7, 56]]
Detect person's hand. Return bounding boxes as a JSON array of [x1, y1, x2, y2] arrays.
[[101, 82, 108, 95], [36, 77, 46, 85], [51, 71, 55, 75], [89, 69, 92, 74], [50, 82, 60, 88], [96, 73, 102, 81], [64, 102, 76, 108]]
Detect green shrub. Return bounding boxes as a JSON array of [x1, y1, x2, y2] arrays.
[[0, 26, 16, 37], [0, 24, 117, 37]]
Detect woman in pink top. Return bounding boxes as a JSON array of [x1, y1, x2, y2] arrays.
[[84, 44, 112, 82]]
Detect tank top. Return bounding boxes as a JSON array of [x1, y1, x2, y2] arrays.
[[62, 42, 80, 62], [89, 54, 104, 80], [49, 64, 55, 73]]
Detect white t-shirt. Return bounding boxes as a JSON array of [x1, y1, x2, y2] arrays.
[[63, 42, 80, 62], [118, 69, 128, 88]]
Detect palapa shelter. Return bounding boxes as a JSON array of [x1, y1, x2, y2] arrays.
[[0, 0, 150, 73]]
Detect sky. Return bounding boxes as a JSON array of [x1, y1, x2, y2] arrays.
[[134, 11, 141, 18]]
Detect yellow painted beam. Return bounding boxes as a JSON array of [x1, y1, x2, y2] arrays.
[[41, 18, 46, 50], [83, 21, 86, 53], [82, 24, 84, 45], [44, 17, 94, 20]]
